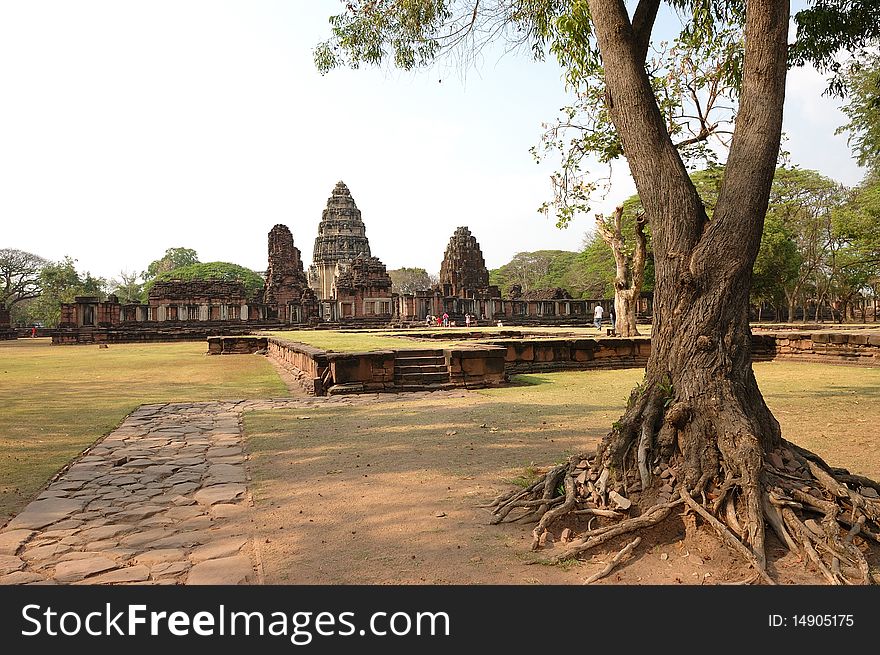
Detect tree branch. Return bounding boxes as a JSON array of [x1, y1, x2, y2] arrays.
[[632, 0, 661, 64]]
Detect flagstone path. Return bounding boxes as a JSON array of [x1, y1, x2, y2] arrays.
[[0, 397, 316, 585]]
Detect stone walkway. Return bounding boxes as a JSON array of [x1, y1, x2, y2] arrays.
[[0, 398, 300, 585], [0, 392, 466, 585]]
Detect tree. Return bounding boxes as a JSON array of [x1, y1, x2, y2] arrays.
[[0, 249, 46, 310], [751, 214, 800, 321], [143, 262, 265, 299], [387, 267, 436, 294], [489, 250, 582, 295], [836, 56, 880, 172], [318, 1, 880, 583], [596, 205, 647, 336], [764, 168, 845, 321], [143, 247, 200, 281], [26, 257, 107, 327], [111, 270, 145, 304]]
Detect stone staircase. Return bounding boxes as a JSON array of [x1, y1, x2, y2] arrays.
[[393, 349, 452, 390]]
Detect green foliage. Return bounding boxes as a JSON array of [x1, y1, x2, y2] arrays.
[[144, 262, 265, 298], [490, 250, 581, 296], [791, 0, 880, 95], [752, 214, 801, 309], [143, 247, 200, 281], [23, 257, 107, 327], [388, 267, 436, 294], [110, 270, 145, 304], [0, 248, 46, 310], [836, 54, 880, 172]]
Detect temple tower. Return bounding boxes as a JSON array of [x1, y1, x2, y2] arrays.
[[308, 181, 372, 300], [264, 224, 315, 322], [439, 226, 490, 298]]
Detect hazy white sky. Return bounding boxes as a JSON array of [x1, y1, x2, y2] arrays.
[[0, 1, 867, 281]]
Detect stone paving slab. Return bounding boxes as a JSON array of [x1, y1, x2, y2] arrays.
[[0, 393, 462, 585], [0, 400, 279, 585]]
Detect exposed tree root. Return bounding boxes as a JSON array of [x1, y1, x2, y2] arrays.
[[487, 439, 879, 584], [583, 536, 642, 584]]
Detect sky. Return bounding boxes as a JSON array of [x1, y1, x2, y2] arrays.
[[0, 1, 868, 282]]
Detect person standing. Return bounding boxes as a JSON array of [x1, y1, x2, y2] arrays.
[[465, 313, 471, 328], [593, 304, 604, 331], [608, 305, 616, 333], [442, 312, 449, 327]]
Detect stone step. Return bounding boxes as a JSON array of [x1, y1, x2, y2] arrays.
[[394, 364, 447, 375], [394, 349, 445, 358], [394, 382, 457, 392], [394, 371, 450, 383], [394, 355, 446, 365]]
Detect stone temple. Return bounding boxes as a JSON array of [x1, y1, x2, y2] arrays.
[[439, 226, 491, 298], [308, 181, 372, 302], [264, 224, 318, 324], [51, 180, 622, 343]]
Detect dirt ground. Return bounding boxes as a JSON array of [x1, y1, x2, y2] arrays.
[[240, 381, 878, 585]]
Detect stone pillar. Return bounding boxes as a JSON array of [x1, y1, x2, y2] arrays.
[[240, 304, 248, 321]]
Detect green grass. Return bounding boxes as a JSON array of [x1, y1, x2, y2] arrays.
[[0, 338, 287, 519], [262, 330, 461, 352], [262, 325, 647, 353]]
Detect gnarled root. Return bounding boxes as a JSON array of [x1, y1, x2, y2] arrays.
[[486, 438, 879, 585]]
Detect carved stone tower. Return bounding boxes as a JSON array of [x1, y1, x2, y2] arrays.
[[439, 226, 490, 298], [308, 181, 372, 300], [264, 224, 315, 322]]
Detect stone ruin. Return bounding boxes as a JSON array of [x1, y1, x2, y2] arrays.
[[0, 305, 15, 339], [52, 181, 632, 343], [264, 224, 318, 323], [439, 226, 492, 298], [332, 256, 394, 320], [309, 181, 372, 301]]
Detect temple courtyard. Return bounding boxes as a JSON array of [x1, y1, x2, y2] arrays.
[[1, 336, 879, 584]]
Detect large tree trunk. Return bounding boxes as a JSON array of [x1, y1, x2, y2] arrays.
[[490, 0, 879, 584], [590, 0, 790, 568]]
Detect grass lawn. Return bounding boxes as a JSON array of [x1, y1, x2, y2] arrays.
[[0, 338, 287, 519], [262, 330, 463, 352], [242, 361, 880, 583], [262, 325, 648, 353]]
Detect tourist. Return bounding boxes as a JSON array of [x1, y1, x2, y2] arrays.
[[609, 305, 616, 331], [465, 313, 471, 328], [593, 303, 604, 330], [437, 315, 443, 327], [442, 312, 449, 327], [31, 326, 37, 338], [497, 320, 503, 327], [425, 313, 433, 326]]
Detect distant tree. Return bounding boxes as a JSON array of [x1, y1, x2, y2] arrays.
[[143, 247, 200, 281], [111, 270, 145, 304], [144, 262, 265, 298], [0, 249, 47, 310], [490, 250, 588, 296], [26, 257, 107, 327], [596, 206, 647, 337], [837, 54, 880, 172], [751, 214, 800, 321], [388, 267, 435, 294]]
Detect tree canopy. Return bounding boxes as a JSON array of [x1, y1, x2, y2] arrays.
[[143, 247, 200, 281], [387, 267, 436, 294], [144, 262, 266, 298], [0, 249, 46, 310]]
